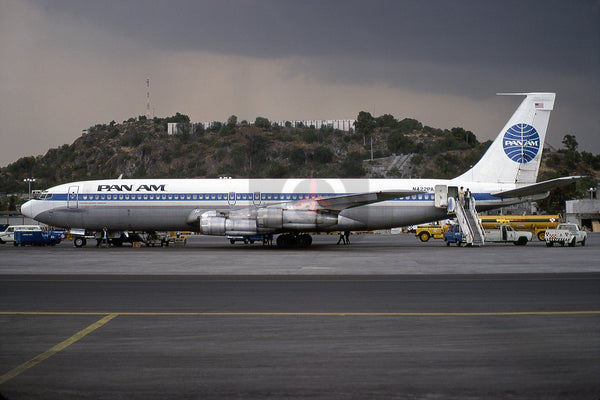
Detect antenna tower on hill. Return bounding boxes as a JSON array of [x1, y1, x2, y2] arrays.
[[145, 77, 153, 119]]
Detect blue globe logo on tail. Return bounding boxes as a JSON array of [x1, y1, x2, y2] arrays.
[[503, 124, 540, 163]]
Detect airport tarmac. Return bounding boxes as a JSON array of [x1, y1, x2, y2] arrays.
[[1, 233, 599, 399], [0, 232, 599, 275]]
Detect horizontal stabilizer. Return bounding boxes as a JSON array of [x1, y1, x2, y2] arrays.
[[492, 176, 585, 198], [281, 190, 424, 212]]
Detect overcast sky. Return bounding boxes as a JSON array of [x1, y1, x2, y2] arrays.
[[1, 0, 599, 168]]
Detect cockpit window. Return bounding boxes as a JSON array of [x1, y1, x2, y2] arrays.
[[36, 191, 53, 200]]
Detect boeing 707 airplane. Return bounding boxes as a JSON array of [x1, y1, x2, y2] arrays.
[[21, 93, 581, 247]]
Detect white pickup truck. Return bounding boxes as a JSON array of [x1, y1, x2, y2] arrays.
[[545, 223, 587, 247], [484, 224, 532, 245]]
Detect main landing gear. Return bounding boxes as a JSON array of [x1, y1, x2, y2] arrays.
[[276, 233, 313, 248]]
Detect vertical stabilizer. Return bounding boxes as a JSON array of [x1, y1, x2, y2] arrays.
[[456, 92, 555, 184]]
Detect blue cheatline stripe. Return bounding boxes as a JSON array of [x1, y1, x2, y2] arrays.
[[44, 192, 497, 203]]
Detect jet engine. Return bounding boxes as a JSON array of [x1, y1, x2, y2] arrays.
[[257, 208, 338, 231], [191, 208, 339, 236]]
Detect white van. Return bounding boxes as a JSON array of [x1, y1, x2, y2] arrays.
[[0, 225, 43, 244]]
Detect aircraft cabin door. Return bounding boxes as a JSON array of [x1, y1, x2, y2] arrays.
[[228, 192, 236, 207], [67, 185, 79, 209], [434, 185, 448, 208]]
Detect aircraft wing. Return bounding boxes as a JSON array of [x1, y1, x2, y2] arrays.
[[491, 176, 585, 198], [281, 190, 425, 212]]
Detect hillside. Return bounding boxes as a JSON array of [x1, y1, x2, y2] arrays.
[[1, 112, 598, 213]]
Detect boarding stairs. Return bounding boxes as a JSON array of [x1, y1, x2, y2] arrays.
[[454, 197, 485, 246]]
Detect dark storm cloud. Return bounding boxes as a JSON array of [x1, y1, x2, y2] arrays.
[[33, 0, 599, 78]]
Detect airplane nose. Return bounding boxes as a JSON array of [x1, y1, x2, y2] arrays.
[[21, 200, 34, 218]]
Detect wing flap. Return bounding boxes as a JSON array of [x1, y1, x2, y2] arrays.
[[280, 190, 425, 212], [492, 176, 585, 198]]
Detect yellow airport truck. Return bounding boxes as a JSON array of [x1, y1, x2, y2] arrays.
[[415, 223, 452, 242], [479, 215, 560, 241]]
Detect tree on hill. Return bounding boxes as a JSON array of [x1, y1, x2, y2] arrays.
[[227, 115, 238, 127], [164, 113, 190, 124], [376, 114, 398, 129], [397, 118, 422, 133], [355, 111, 376, 145], [387, 131, 415, 154], [255, 117, 271, 130], [341, 152, 365, 177]]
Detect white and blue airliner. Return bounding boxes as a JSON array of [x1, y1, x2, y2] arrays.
[[21, 93, 581, 247]]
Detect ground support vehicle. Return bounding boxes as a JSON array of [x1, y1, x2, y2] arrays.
[[0, 225, 44, 244], [545, 223, 587, 247], [70, 229, 174, 247], [480, 215, 560, 241], [443, 225, 465, 246], [13, 230, 65, 246], [415, 223, 451, 242], [228, 234, 273, 245], [145, 232, 175, 247], [483, 224, 532, 245]]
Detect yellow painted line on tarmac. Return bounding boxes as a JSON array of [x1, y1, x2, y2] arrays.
[[1, 310, 597, 383], [0, 313, 118, 385], [1, 311, 599, 317]]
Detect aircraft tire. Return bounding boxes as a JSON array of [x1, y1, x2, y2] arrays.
[[298, 234, 312, 248], [276, 234, 291, 248]]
